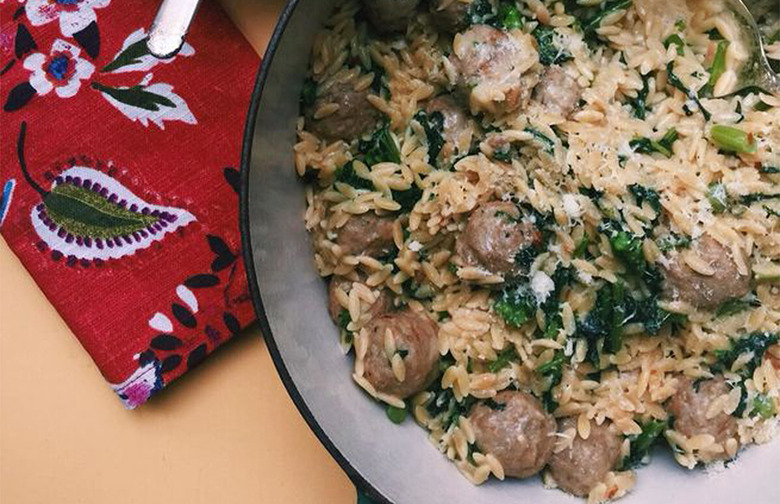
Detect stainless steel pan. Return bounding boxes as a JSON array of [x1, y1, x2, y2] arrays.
[[239, 1, 780, 503]]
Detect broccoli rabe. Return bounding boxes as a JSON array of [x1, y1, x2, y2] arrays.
[[629, 128, 678, 158], [494, 284, 536, 328], [713, 331, 779, 378], [621, 419, 667, 469], [334, 161, 374, 190], [532, 25, 573, 66], [358, 123, 401, 166], [414, 109, 445, 167]]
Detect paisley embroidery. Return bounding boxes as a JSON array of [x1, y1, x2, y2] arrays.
[[110, 351, 162, 409], [18, 122, 196, 263], [0, 179, 16, 227]]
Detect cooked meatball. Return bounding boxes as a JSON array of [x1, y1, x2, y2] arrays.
[[337, 214, 395, 257], [424, 94, 475, 163], [662, 235, 751, 310], [451, 25, 539, 115], [362, 0, 421, 33], [455, 201, 541, 276], [667, 376, 738, 450], [429, 0, 471, 33], [305, 81, 381, 142], [328, 277, 392, 323], [362, 310, 440, 398], [469, 390, 556, 478], [548, 418, 623, 497], [534, 66, 582, 118]]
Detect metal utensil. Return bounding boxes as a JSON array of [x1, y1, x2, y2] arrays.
[[147, 0, 202, 59], [724, 0, 780, 94]]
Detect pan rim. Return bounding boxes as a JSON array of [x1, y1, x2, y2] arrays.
[[238, 1, 393, 503]]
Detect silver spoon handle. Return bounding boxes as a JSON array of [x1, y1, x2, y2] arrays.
[[147, 0, 202, 59]]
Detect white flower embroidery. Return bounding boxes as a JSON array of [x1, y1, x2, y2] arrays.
[[23, 38, 94, 98], [25, 0, 110, 37]]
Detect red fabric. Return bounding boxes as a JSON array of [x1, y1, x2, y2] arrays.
[[0, 0, 259, 408]]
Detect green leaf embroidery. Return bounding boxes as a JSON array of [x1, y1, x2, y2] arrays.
[[102, 38, 150, 73], [92, 82, 176, 112], [44, 183, 157, 239]]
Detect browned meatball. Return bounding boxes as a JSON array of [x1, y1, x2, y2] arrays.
[[424, 94, 475, 163], [451, 25, 539, 115], [662, 235, 751, 310], [548, 418, 623, 497], [337, 214, 395, 257], [455, 201, 541, 276], [469, 391, 556, 478], [305, 82, 381, 142], [362, 310, 440, 398], [362, 0, 421, 33], [534, 66, 582, 118], [429, 0, 471, 33], [668, 376, 738, 451], [327, 277, 393, 323]]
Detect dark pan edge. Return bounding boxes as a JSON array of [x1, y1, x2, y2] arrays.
[[238, 2, 392, 503]]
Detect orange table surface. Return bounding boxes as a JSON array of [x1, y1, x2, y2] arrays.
[[0, 1, 354, 503]]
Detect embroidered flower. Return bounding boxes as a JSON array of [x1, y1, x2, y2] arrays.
[[25, 0, 110, 37], [111, 355, 163, 409], [23, 39, 94, 98]]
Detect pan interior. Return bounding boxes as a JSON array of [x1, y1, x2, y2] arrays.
[[243, 1, 780, 502]]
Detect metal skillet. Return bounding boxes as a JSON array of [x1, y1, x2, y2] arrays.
[[233, 1, 780, 503]]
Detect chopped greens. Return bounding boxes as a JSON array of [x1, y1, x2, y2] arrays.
[[629, 128, 678, 158], [386, 404, 408, 424], [622, 420, 668, 469], [425, 378, 477, 430], [582, 0, 633, 39], [498, 1, 523, 30], [701, 40, 728, 97], [707, 183, 728, 213], [751, 394, 776, 420], [524, 127, 556, 154], [600, 220, 647, 276], [466, 0, 495, 26], [657, 233, 691, 252], [713, 332, 779, 378], [538, 350, 565, 412], [740, 193, 780, 206], [300, 78, 317, 109], [666, 62, 711, 121], [391, 186, 424, 213], [574, 234, 590, 258], [358, 123, 401, 166], [629, 73, 651, 119], [335, 161, 374, 190], [760, 165, 780, 174], [637, 297, 686, 335], [485, 398, 507, 411], [414, 109, 445, 167], [532, 25, 572, 66], [708, 125, 757, 154], [663, 34, 685, 56], [338, 309, 351, 330], [629, 184, 662, 212], [716, 295, 761, 318], [489, 346, 518, 373], [494, 284, 536, 328]]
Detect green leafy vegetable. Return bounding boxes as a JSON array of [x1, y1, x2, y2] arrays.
[[657, 233, 691, 252], [358, 124, 401, 166], [574, 235, 590, 258], [414, 110, 445, 167], [338, 309, 351, 330], [300, 78, 317, 109], [629, 184, 662, 212], [466, 0, 495, 26], [666, 62, 711, 121], [701, 40, 728, 97], [716, 295, 761, 318], [630, 128, 678, 158], [386, 405, 408, 424], [760, 165, 780, 174], [629, 73, 651, 119], [637, 297, 686, 335], [622, 420, 668, 469], [524, 127, 556, 154], [498, 1, 523, 30], [751, 394, 776, 420], [713, 332, 779, 378], [485, 398, 507, 411], [740, 193, 780, 206], [708, 125, 757, 154], [489, 346, 518, 373], [663, 34, 685, 56], [532, 25, 572, 66], [425, 376, 477, 429], [582, 0, 633, 39], [334, 161, 374, 190], [391, 186, 423, 213], [494, 284, 536, 328], [707, 183, 728, 213]]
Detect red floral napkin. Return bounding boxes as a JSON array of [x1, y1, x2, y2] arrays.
[[0, 0, 259, 408]]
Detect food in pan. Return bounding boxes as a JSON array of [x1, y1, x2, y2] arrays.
[[293, 0, 780, 501]]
